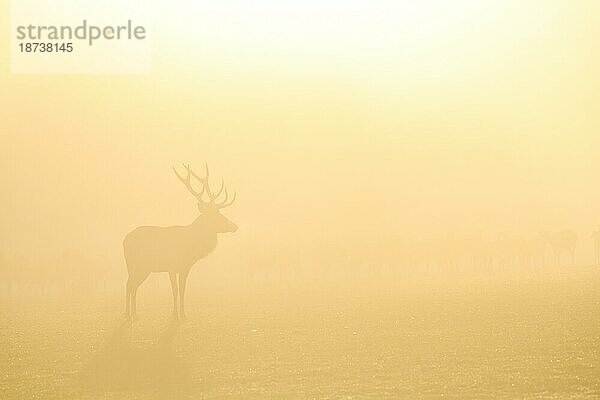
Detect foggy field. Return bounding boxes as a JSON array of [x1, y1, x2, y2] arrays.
[[1, 266, 599, 399], [5, 0, 600, 399]]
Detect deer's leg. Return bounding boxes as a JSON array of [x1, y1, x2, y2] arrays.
[[131, 285, 140, 319], [130, 272, 149, 320], [178, 269, 190, 320], [125, 278, 132, 318], [169, 272, 179, 319]]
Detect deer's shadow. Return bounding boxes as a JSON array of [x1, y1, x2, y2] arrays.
[[81, 319, 192, 395]]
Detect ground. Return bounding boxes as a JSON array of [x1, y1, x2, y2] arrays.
[[1, 267, 600, 399]]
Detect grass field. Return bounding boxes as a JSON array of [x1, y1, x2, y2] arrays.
[[1, 267, 600, 399]]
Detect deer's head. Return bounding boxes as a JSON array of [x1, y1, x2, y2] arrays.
[[173, 163, 238, 233]]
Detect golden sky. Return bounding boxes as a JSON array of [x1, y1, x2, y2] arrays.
[[1, 0, 600, 264]]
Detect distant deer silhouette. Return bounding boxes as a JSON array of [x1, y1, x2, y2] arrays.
[[542, 230, 578, 266], [123, 164, 237, 321], [592, 229, 600, 266]]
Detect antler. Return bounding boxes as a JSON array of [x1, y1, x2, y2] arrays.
[[173, 163, 205, 202], [174, 163, 236, 209]]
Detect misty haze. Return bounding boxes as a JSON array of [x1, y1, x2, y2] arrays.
[[2, 1, 600, 399]]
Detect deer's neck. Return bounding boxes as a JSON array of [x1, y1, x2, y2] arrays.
[[188, 216, 218, 254]]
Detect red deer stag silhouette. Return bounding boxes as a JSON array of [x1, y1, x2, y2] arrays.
[[123, 164, 237, 321]]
